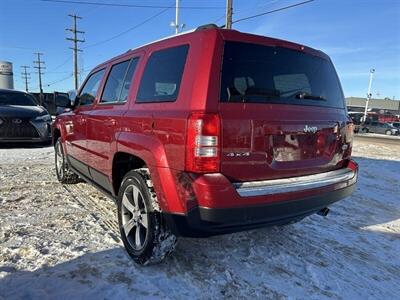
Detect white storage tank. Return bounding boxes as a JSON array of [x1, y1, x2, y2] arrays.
[[0, 61, 14, 89]]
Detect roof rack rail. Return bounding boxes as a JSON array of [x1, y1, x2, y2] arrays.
[[195, 24, 219, 31]]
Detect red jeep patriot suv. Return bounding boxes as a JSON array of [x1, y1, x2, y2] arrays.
[[53, 25, 358, 265]]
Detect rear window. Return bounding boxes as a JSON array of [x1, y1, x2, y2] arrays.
[[220, 42, 344, 108], [137, 45, 189, 103]]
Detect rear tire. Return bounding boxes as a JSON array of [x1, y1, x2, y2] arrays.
[[117, 169, 177, 265], [385, 130, 392, 136], [54, 138, 80, 184], [362, 128, 369, 133]]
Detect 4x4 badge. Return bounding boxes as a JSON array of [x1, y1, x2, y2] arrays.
[[226, 152, 250, 157], [303, 125, 318, 133]]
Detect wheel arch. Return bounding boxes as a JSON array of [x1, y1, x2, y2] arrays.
[[112, 132, 185, 213], [112, 152, 147, 197], [52, 126, 61, 146]]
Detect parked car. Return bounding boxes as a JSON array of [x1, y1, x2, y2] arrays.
[[53, 25, 358, 265], [0, 89, 52, 144], [390, 122, 400, 129], [361, 121, 399, 135], [348, 112, 362, 133], [30, 91, 71, 116]]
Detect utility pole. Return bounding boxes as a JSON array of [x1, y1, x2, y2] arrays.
[[66, 14, 85, 90], [20, 65, 30, 92], [225, 0, 233, 29], [170, 0, 185, 34], [363, 68, 375, 123], [33, 52, 45, 105]]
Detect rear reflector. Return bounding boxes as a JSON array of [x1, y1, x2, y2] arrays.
[[186, 113, 221, 173], [346, 123, 354, 143]]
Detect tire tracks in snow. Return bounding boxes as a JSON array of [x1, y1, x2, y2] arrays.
[[62, 184, 121, 243]]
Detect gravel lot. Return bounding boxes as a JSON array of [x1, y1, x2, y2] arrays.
[[0, 138, 399, 299]]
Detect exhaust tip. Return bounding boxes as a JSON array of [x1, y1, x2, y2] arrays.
[[317, 207, 330, 217]]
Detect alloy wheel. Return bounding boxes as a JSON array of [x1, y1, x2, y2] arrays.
[[55, 141, 64, 178], [121, 184, 149, 251]]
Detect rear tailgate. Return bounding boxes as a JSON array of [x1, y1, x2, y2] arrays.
[[219, 103, 349, 182]]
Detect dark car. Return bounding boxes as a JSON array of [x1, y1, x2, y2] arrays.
[[361, 121, 399, 135], [0, 89, 52, 144]]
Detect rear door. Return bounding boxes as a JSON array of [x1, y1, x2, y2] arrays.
[[85, 57, 140, 186], [218, 41, 350, 182]]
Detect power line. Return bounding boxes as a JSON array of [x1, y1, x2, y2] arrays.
[[214, 0, 281, 26], [66, 14, 85, 90], [47, 73, 74, 87], [33, 52, 45, 103], [84, 5, 172, 49], [21, 66, 31, 92], [232, 0, 314, 24], [225, 0, 233, 29], [40, 0, 224, 9], [48, 56, 72, 72]]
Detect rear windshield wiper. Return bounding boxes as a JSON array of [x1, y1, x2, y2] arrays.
[[227, 87, 280, 102], [295, 92, 326, 101]]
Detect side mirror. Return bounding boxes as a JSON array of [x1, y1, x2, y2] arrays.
[[54, 92, 72, 108]]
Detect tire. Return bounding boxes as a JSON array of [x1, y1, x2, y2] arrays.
[[362, 128, 369, 133], [385, 130, 392, 136], [117, 169, 177, 265], [54, 138, 80, 184]]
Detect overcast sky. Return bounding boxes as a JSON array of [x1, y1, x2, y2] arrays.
[[1, 0, 399, 99]]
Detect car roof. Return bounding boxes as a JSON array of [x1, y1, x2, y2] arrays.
[[90, 24, 329, 73], [0, 88, 30, 94]]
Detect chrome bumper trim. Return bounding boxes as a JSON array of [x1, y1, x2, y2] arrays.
[[233, 168, 357, 197]]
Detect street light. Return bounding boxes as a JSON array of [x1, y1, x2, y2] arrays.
[[170, 0, 185, 34], [362, 68, 375, 123]]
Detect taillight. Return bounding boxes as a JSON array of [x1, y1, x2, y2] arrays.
[[186, 113, 221, 173], [316, 132, 326, 155]]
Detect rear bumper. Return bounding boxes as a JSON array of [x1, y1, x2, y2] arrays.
[[163, 160, 358, 237], [164, 184, 356, 237], [233, 167, 356, 197]]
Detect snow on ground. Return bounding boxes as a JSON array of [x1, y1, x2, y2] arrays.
[[0, 138, 399, 299], [356, 132, 400, 141]]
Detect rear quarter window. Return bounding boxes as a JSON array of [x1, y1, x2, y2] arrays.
[[136, 45, 189, 103]]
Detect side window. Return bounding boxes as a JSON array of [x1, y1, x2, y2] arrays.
[[101, 61, 130, 103], [119, 58, 139, 102], [137, 45, 189, 103], [100, 58, 138, 103], [79, 69, 105, 106]]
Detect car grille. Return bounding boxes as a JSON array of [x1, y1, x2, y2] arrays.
[[0, 117, 40, 138]]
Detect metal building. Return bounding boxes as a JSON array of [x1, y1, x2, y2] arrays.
[[0, 61, 14, 89], [346, 97, 400, 116]]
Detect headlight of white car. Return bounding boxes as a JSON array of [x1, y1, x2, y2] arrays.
[[34, 114, 52, 122]]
